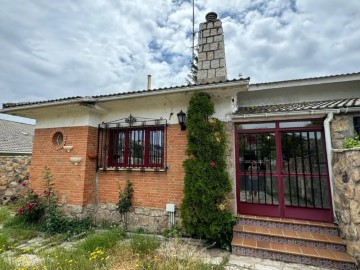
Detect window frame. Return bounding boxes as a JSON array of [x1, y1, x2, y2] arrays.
[[108, 126, 165, 168], [97, 115, 167, 171]]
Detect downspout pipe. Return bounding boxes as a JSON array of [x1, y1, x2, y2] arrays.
[[323, 112, 337, 222]]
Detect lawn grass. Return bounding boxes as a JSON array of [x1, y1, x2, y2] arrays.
[[0, 206, 226, 270], [77, 227, 125, 252], [0, 207, 11, 223]]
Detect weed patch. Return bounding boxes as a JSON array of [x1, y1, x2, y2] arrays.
[[0, 207, 11, 223], [77, 227, 125, 252], [130, 234, 160, 254]]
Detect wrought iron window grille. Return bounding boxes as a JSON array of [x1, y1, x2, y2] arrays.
[[97, 115, 167, 172]]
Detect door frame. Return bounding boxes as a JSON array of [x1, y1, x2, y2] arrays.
[[235, 119, 333, 222]]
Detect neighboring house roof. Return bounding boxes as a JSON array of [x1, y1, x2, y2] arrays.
[[249, 71, 360, 87], [234, 98, 360, 115], [1, 78, 248, 110], [0, 119, 35, 154]]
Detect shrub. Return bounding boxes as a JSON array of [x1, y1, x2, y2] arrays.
[[117, 179, 134, 214], [16, 193, 45, 223], [180, 92, 236, 250], [344, 134, 360, 148]]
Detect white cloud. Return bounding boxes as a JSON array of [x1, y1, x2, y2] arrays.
[[0, 0, 359, 109]]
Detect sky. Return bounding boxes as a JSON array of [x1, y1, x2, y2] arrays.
[[1, 0, 360, 123]]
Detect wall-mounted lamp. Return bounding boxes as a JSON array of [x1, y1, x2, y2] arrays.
[[177, 110, 186, 130]]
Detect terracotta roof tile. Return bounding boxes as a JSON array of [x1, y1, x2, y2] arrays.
[[235, 98, 360, 115], [2, 78, 248, 109]]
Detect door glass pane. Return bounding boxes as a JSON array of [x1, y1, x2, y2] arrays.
[[240, 175, 278, 205], [239, 133, 278, 205], [284, 176, 330, 209], [239, 133, 276, 173], [237, 123, 275, 130], [282, 131, 326, 175], [279, 120, 323, 128]]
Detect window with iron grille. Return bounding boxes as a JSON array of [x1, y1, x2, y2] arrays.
[[109, 127, 164, 167], [97, 115, 167, 171]]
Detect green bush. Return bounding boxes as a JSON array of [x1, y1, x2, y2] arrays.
[[344, 134, 360, 148], [117, 179, 134, 214], [180, 92, 236, 250], [16, 193, 45, 223], [42, 206, 92, 236]]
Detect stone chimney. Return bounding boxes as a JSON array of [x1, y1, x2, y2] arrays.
[[197, 12, 227, 84]]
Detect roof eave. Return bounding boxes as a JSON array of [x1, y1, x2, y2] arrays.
[[0, 80, 249, 114]]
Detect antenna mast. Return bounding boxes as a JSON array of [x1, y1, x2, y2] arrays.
[[192, 0, 195, 61]]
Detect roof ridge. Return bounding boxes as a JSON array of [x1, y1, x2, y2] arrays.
[[0, 118, 35, 126], [250, 71, 360, 86]]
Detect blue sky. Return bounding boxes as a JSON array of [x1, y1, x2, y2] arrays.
[[1, 0, 360, 123]]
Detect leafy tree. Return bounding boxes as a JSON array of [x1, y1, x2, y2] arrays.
[[180, 92, 236, 250]]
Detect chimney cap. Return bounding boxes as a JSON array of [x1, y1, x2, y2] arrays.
[[205, 12, 218, 22]]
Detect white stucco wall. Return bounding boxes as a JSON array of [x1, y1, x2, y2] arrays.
[[33, 87, 242, 129]]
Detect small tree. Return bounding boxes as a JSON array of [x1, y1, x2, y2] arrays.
[[185, 49, 198, 84], [180, 92, 236, 250], [117, 179, 134, 230]]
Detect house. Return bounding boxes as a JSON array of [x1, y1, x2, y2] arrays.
[[0, 119, 34, 203], [1, 12, 360, 269]]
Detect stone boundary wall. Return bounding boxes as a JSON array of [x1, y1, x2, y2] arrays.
[[331, 113, 360, 264], [0, 155, 31, 204], [61, 203, 178, 233], [332, 149, 360, 265]]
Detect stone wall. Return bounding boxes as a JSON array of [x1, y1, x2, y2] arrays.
[[332, 149, 360, 264], [61, 203, 176, 233], [330, 114, 356, 149], [224, 122, 236, 214], [331, 113, 360, 264], [0, 155, 31, 204]]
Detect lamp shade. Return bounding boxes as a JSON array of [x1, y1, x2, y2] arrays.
[[177, 110, 186, 130]]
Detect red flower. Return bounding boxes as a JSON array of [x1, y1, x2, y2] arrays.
[[18, 208, 24, 215], [210, 161, 216, 167], [22, 181, 28, 187]]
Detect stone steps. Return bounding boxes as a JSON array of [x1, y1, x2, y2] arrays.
[[232, 215, 356, 270]]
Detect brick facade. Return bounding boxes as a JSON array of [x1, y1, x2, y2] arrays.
[[30, 124, 187, 210], [30, 126, 97, 206]]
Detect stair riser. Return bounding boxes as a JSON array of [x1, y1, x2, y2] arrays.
[[237, 219, 339, 235], [234, 231, 346, 252], [232, 246, 356, 270]]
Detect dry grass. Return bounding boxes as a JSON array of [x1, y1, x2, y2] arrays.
[[110, 238, 221, 270]]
